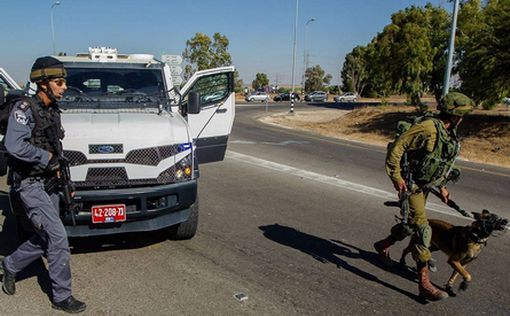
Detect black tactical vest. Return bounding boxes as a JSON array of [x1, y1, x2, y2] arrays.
[[10, 97, 63, 178]]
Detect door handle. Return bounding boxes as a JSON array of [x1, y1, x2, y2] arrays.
[[216, 108, 227, 113]]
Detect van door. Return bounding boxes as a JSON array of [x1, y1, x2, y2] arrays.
[[0, 68, 21, 91], [180, 66, 235, 164]]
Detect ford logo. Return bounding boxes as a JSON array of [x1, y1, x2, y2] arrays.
[[97, 145, 115, 153]]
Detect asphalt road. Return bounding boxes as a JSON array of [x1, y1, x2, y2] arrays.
[[1, 101, 509, 315]]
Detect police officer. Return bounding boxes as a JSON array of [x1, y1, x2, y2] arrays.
[[373, 92, 475, 301], [0, 57, 86, 313]]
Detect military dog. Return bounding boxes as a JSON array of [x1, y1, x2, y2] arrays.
[[400, 210, 508, 296]]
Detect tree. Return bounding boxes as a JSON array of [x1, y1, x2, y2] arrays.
[[341, 45, 368, 95], [304, 65, 332, 92], [233, 70, 244, 93], [252, 73, 269, 90], [456, 0, 510, 107], [182, 32, 232, 80]]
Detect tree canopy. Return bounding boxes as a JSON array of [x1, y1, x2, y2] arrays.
[[304, 65, 332, 92], [182, 32, 232, 80], [339, 0, 508, 107], [252, 73, 269, 90]]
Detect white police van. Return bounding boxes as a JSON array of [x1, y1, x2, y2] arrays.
[[48, 47, 235, 239]]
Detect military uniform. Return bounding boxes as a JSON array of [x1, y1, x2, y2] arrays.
[[374, 92, 475, 301], [2, 96, 72, 303], [385, 118, 458, 263]]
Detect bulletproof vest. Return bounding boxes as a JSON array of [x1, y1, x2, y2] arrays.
[[9, 97, 63, 178], [408, 117, 459, 187]]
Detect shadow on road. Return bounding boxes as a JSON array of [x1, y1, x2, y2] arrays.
[[259, 223, 426, 303]]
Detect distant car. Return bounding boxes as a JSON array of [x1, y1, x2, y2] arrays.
[[334, 92, 358, 103], [273, 92, 300, 102], [503, 97, 510, 105], [245, 91, 269, 102], [304, 91, 328, 102]]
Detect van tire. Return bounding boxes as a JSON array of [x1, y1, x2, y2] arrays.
[[168, 200, 199, 240]]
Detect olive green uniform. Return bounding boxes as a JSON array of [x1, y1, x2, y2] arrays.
[[385, 118, 455, 263]]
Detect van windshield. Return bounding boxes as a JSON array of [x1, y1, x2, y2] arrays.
[[61, 67, 167, 109]]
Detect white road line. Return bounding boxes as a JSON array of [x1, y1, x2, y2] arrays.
[[227, 151, 473, 222]]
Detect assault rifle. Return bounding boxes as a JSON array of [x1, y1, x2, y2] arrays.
[[44, 124, 79, 226], [399, 152, 414, 224], [382, 152, 414, 224]]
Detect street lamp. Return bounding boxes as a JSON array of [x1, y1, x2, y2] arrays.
[[50, 0, 61, 55], [302, 17, 316, 94], [290, 0, 299, 113]]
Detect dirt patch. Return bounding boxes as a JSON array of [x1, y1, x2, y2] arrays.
[[262, 106, 510, 168]]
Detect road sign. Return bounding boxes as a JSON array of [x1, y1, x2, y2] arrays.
[[169, 65, 183, 76], [172, 76, 183, 85], [161, 54, 183, 65]]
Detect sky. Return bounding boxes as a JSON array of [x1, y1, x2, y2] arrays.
[[0, 0, 451, 87]]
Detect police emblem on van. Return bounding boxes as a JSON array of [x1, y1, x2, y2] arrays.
[[89, 144, 123, 154]]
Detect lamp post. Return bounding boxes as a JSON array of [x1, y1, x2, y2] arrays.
[[290, 0, 299, 114], [50, 0, 61, 55], [302, 17, 315, 94], [442, 0, 460, 97]]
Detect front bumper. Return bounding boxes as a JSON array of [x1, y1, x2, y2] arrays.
[[64, 180, 197, 237]]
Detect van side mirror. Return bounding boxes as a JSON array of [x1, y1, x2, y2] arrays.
[[188, 91, 201, 114]]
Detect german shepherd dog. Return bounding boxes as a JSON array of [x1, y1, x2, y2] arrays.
[[400, 210, 508, 296]]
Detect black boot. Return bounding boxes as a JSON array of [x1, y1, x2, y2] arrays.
[[1, 258, 16, 295], [52, 296, 87, 314]]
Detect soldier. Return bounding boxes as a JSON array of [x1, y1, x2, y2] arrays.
[[373, 92, 475, 301], [0, 56, 86, 313]]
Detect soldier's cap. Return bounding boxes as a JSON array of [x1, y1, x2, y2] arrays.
[[30, 56, 67, 83], [438, 92, 475, 117]]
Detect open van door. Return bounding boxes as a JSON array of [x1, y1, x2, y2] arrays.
[[180, 66, 235, 164], [0, 68, 21, 90]]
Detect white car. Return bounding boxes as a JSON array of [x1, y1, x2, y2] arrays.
[[245, 91, 269, 102], [334, 92, 358, 103], [503, 97, 510, 105]]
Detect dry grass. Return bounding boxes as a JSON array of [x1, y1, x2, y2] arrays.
[[263, 105, 510, 168]]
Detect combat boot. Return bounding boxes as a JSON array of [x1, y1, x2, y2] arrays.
[[52, 296, 87, 314], [417, 261, 448, 301], [373, 236, 396, 268], [1, 258, 16, 295]]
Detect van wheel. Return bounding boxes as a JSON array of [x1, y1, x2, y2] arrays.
[[168, 200, 199, 240]]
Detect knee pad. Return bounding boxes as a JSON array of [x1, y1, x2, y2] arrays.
[[415, 224, 432, 247]]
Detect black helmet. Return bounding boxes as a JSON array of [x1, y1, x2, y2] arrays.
[[30, 56, 67, 83]]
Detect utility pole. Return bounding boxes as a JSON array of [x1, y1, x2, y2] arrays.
[[290, 0, 299, 114], [442, 0, 460, 97]]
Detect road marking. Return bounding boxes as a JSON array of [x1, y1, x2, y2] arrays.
[[227, 151, 473, 222], [230, 140, 310, 146]]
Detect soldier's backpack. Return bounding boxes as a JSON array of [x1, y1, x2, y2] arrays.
[[387, 112, 460, 186]]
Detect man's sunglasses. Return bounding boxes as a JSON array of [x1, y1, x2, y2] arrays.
[[50, 78, 66, 86]]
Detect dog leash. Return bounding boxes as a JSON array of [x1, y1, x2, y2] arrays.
[[430, 188, 473, 218]]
